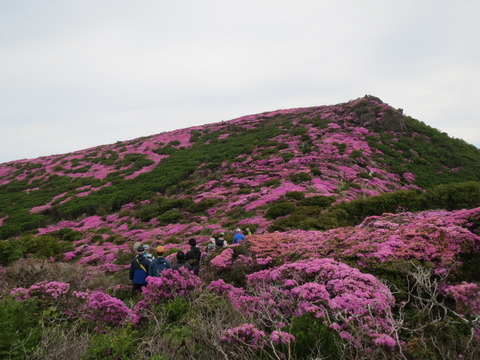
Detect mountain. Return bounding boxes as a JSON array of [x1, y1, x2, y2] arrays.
[[1, 95, 479, 241], [0, 96, 479, 359]]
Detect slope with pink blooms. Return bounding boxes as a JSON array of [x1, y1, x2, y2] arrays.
[[1, 96, 480, 359]]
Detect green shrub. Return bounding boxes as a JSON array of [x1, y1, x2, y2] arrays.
[[186, 198, 217, 213], [237, 187, 252, 195], [157, 210, 183, 225], [91, 234, 104, 243], [299, 195, 336, 208], [290, 172, 312, 184], [262, 179, 281, 188], [285, 191, 305, 200], [289, 313, 341, 359], [266, 201, 296, 219], [87, 327, 139, 360], [0, 297, 42, 358], [165, 297, 190, 323], [281, 152, 294, 162], [424, 181, 480, 210], [0, 235, 74, 266]]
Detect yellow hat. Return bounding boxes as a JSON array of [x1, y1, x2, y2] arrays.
[[155, 246, 165, 254]]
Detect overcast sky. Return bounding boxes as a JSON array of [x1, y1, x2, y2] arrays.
[[1, 0, 479, 164]]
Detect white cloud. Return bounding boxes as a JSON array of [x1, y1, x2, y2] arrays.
[[1, 0, 479, 163]]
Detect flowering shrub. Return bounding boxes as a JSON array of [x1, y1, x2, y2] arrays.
[[210, 248, 235, 268], [135, 268, 202, 315], [269, 330, 295, 344], [221, 323, 267, 349], [213, 258, 396, 348], [10, 281, 70, 301], [443, 282, 480, 315], [248, 208, 480, 275], [83, 290, 134, 327]]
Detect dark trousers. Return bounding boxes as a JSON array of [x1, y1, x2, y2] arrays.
[[132, 283, 146, 294]]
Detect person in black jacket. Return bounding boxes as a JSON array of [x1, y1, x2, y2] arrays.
[[171, 251, 193, 272], [185, 238, 201, 275], [129, 246, 151, 293]]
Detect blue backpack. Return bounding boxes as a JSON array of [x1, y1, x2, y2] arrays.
[[149, 258, 170, 277]]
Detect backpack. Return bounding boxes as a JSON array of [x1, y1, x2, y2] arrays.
[[145, 253, 155, 262], [215, 238, 224, 247], [150, 258, 170, 277]]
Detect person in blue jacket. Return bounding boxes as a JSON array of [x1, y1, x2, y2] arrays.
[[129, 246, 151, 293], [149, 245, 171, 277], [233, 228, 245, 244]]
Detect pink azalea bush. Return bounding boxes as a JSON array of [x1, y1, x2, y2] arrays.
[[134, 267, 202, 316], [221, 323, 267, 349], [83, 290, 134, 327], [10, 281, 70, 301], [247, 208, 480, 274], [210, 248, 235, 268], [443, 282, 480, 315], [210, 258, 397, 348]]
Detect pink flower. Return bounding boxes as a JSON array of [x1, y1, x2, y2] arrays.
[[269, 330, 295, 344]]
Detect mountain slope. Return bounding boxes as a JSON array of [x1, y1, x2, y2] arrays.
[[1, 96, 480, 359], [1, 95, 480, 241]]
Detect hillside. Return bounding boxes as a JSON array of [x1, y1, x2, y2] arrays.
[[1, 95, 479, 241], [0, 96, 479, 359]]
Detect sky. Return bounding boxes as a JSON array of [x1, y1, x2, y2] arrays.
[[1, 0, 479, 164]]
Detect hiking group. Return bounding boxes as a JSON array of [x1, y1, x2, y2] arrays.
[[129, 228, 250, 293]]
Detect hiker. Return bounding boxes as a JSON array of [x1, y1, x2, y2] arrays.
[[133, 241, 142, 252], [205, 238, 216, 253], [129, 246, 151, 293], [171, 251, 193, 271], [185, 238, 201, 275], [148, 245, 171, 277], [233, 228, 245, 244], [143, 244, 155, 262], [245, 227, 252, 236], [215, 232, 227, 248]]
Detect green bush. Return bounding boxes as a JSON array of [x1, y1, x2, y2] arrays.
[[266, 201, 296, 219], [237, 187, 252, 195], [262, 179, 281, 188], [87, 327, 139, 360], [0, 235, 74, 266], [424, 181, 480, 210], [157, 210, 183, 225], [285, 191, 305, 200], [0, 297, 42, 358], [281, 152, 294, 162], [299, 195, 336, 208], [289, 313, 341, 359], [290, 172, 312, 184]]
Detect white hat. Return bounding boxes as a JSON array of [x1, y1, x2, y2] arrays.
[[210, 238, 216, 243], [235, 228, 241, 232]]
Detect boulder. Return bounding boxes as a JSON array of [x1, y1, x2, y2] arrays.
[[381, 109, 406, 132]]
